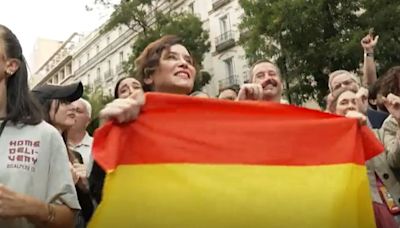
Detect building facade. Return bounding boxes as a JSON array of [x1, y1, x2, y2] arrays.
[[30, 33, 82, 88], [30, 38, 63, 74], [30, 0, 250, 97], [206, 0, 249, 95], [168, 0, 249, 96], [70, 25, 135, 95]]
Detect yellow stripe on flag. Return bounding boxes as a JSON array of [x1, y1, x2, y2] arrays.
[[90, 164, 374, 228]]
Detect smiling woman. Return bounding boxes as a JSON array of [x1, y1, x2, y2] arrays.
[[94, 35, 200, 204], [135, 35, 198, 94]]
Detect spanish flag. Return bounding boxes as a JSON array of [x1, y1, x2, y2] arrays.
[[90, 93, 383, 228]]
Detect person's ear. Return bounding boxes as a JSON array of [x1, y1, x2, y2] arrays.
[[369, 99, 377, 106], [5, 58, 20, 78], [144, 75, 153, 86]]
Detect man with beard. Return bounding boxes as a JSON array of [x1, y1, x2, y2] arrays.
[[236, 59, 283, 102]]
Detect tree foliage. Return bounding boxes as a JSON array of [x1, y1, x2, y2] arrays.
[[359, 0, 400, 75], [82, 86, 113, 135], [239, 0, 400, 105], [101, 0, 211, 90]]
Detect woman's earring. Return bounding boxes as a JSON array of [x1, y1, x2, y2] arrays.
[[5, 70, 13, 75]]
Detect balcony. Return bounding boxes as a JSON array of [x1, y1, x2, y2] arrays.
[[215, 31, 235, 52], [212, 0, 230, 10], [218, 75, 239, 91], [104, 70, 114, 82]]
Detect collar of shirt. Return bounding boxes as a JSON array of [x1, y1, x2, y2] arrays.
[[71, 132, 93, 148]]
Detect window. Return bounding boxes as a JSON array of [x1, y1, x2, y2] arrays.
[[66, 64, 72, 75], [188, 2, 194, 13], [108, 60, 112, 71], [119, 51, 124, 64], [97, 67, 101, 79], [78, 60, 81, 68], [86, 53, 90, 62], [60, 70, 65, 81], [87, 73, 91, 83], [224, 57, 235, 77], [96, 45, 100, 54], [219, 15, 229, 34]]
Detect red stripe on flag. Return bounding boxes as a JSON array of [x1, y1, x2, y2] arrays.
[[93, 93, 383, 170]]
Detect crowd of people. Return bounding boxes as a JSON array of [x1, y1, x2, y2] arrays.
[[1, 22, 400, 228]]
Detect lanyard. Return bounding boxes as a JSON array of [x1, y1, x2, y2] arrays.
[[0, 120, 8, 138]]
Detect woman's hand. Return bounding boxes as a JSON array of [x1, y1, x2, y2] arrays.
[[99, 90, 145, 123], [0, 184, 31, 219], [345, 110, 367, 126], [71, 162, 90, 192], [383, 93, 400, 124]]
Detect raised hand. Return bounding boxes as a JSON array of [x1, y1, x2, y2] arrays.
[[361, 32, 379, 53], [236, 83, 263, 101], [345, 110, 367, 126], [383, 93, 400, 123], [99, 90, 145, 123]]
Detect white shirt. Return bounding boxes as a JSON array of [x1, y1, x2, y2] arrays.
[[70, 132, 93, 176], [0, 121, 80, 228]]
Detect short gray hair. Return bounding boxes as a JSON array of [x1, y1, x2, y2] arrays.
[[328, 70, 360, 92], [78, 98, 92, 117]]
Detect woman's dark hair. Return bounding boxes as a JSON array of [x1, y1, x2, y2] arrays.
[[135, 35, 198, 92], [41, 99, 77, 163], [0, 25, 42, 125], [113, 77, 133, 99], [41, 99, 57, 125], [375, 66, 400, 113], [379, 66, 400, 97]]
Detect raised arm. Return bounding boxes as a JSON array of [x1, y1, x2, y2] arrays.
[[361, 32, 379, 87]]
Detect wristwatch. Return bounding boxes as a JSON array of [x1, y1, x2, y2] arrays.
[[364, 52, 374, 58]]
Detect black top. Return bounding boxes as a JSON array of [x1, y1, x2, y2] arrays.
[[73, 151, 96, 225], [367, 108, 389, 129], [89, 161, 106, 204]]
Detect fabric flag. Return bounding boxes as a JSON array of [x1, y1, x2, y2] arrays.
[[90, 93, 383, 228]]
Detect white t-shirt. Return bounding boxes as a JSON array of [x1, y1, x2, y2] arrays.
[[0, 121, 80, 228], [70, 132, 93, 175]]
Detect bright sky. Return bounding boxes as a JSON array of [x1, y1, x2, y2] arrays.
[[0, 0, 113, 66]]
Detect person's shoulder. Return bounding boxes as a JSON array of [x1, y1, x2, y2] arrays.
[[30, 121, 60, 134], [368, 108, 389, 117], [17, 121, 62, 139], [381, 115, 398, 132]]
